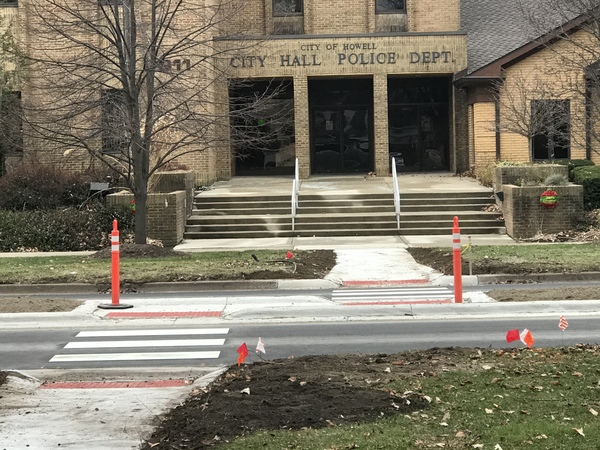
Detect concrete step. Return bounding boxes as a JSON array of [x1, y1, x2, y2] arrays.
[[185, 187, 502, 239], [183, 226, 506, 239]]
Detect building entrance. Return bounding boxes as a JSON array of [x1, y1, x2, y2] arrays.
[[388, 77, 450, 171], [309, 78, 373, 174]]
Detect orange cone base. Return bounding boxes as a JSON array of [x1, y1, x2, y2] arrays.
[[98, 303, 134, 310]]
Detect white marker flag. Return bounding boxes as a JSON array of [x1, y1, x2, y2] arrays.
[[256, 337, 266, 354]]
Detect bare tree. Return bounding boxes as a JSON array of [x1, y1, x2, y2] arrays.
[[0, 13, 23, 173], [494, 70, 571, 162], [20, 0, 279, 243], [516, 0, 600, 158]]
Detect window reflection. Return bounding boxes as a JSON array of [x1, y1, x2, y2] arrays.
[[273, 0, 303, 15]]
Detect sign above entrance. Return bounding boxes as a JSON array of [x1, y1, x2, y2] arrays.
[[219, 34, 467, 76]]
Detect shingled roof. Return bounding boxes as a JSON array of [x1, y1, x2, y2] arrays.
[[461, 0, 580, 75]]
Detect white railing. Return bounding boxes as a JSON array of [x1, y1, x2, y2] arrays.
[[291, 158, 300, 232], [392, 157, 400, 230]]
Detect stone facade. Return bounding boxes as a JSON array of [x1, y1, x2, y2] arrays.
[[2, 1, 597, 184]]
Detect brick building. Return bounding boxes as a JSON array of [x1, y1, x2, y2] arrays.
[[1, 0, 599, 184]]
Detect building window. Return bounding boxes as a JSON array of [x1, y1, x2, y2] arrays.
[[101, 89, 129, 154], [531, 99, 570, 160], [273, 0, 303, 16], [0, 91, 22, 154], [376, 0, 405, 13]]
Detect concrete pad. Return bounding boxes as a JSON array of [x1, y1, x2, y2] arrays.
[[325, 248, 440, 285], [401, 234, 517, 248], [175, 237, 294, 252], [0, 368, 226, 450]]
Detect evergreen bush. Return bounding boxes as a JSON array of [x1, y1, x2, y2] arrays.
[[0, 204, 134, 252], [572, 165, 600, 210], [0, 165, 116, 211], [567, 159, 595, 181]]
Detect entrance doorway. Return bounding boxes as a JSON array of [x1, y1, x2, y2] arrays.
[[229, 79, 295, 176], [388, 77, 450, 171], [309, 78, 373, 174]]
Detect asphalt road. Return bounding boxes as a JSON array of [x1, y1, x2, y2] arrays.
[[2, 317, 599, 371]]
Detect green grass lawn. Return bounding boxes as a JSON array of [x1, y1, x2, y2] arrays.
[[0, 250, 292, 284], [220, 347, 600, 450]]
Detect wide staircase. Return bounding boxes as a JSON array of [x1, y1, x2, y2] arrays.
[[184, 189, 505, 239]]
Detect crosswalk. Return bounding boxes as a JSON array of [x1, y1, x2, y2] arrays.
[[332, 286, 454, 305], [49, 328, 229, 365]]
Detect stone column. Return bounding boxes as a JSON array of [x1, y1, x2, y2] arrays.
[[293, 75, 311, 179], [373, 74, 389, 176]]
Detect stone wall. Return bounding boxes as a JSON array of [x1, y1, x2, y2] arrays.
[[106, 191, 187, 247], [150, 170, 195, 216], [502, 184, 583, 239]]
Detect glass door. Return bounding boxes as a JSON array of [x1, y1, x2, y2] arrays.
[[312, 107, 371, 173]]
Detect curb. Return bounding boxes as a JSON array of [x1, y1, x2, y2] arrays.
[[1, 272, 600, 296]]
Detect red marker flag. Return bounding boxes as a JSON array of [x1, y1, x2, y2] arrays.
[[520, 329, 535, 348], [237, 343, 249, 366], [559, 316, 569, 331], [286, 251, 294, 259], [506, 329, 520, 343]]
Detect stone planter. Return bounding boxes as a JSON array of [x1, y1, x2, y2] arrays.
[[502, 184, 583, 239], [494, 165, 568, 201], [150, 170, 195, 216], [106, 190, 187, 247]]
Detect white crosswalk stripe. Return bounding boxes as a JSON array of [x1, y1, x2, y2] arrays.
[[49, 328, 229, 365], [333, 287, 454, 304]]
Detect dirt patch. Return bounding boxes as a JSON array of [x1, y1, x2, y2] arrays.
[[235, 250, 336, 280], [487, 287, 600, 302], [0, 296, 82, 313], [142, 348, 475, 450]]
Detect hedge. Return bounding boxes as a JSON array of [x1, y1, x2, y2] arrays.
[[0, 204, 134, 252], [572, 165, 600, 210]]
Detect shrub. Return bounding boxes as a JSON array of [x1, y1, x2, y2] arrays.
[[567, 159, 595, 181], [572, 165, 600, 210], [544, 174, 569, 186], [0, 165, 119, 211], [0, 203, 134, 252]]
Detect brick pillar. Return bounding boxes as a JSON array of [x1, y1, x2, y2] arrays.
[[294, 75, 310, 179], [373, 74, 389, 177], [214, 78, 233, 182]]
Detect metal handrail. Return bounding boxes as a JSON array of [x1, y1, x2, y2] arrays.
[[392, 157, 400, 230], [291, 158, 299, 231]]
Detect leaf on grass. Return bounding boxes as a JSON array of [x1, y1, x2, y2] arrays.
[[482, 364, 492, 370], [472, 444, 484, 449], [288, 376, 297, 382], [439, 422, 448, 427], [455, 431, 466, 438], [442, 412, 451, 422], [485, 408, 494, 414], [435, 443, 445, 448], [590, 408, 598, 417], [535, 434, 548, 439], [384, 367, 391, 373], [573, 372, 583, 377], [573, 428, 585, 436], [494, 444, 504, 450], [240, 387, 250, 395], [423, 395, 432, 403]]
